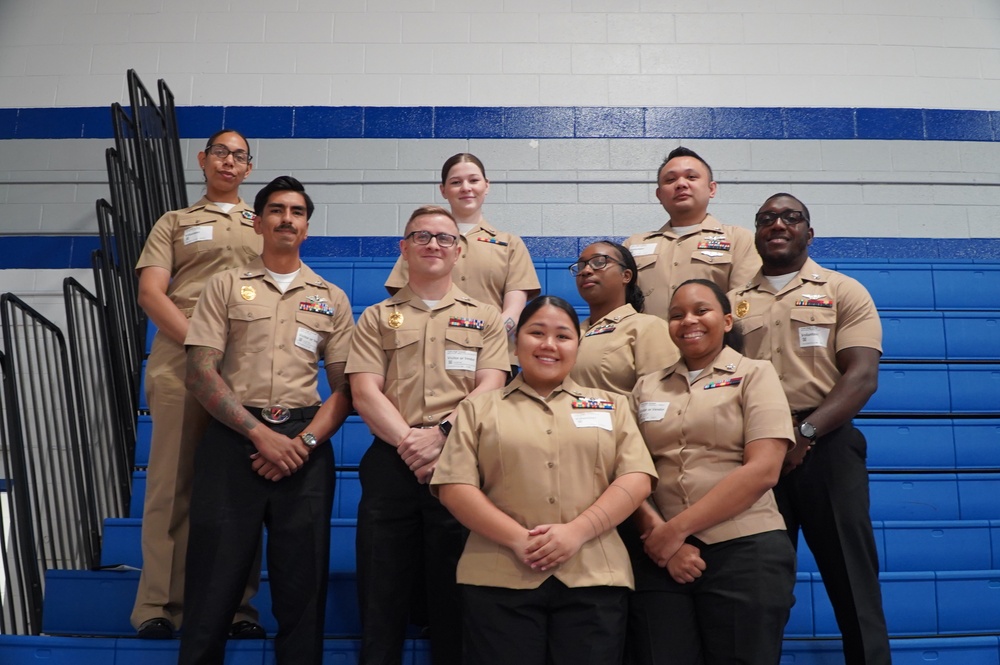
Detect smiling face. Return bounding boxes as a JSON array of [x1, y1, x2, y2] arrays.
[[574, 242, 630, 311], [400, 212, 462, 280], [197, 131, 252, 201], [516, 304, 580, 396], [667, 282, 733, 370], [253, 190, 309, 252], [439, 160, 489, 219], [655, 155, 717, 224], [754, 195, 814, 275]]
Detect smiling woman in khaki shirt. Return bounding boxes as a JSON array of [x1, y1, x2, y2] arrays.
[[629, 279, 796, 665], [432, 296, 657, 665]]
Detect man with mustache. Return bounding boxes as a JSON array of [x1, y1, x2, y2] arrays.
[[624, 146, 760, 322], [178, 176, 355, 665], [730, 193, 891, 665]]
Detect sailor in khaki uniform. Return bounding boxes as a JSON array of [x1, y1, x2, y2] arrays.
[[178, 177, 354, 665], [384, 153, 540, 367], [132, 129, 263, 639], [630, 279, 796, 665], [348, 205, 509, 665], [432, 296, 656, 665], [623, 147, 759, 322], [731, 193, 890, 665], [569, 241, 678, 397]]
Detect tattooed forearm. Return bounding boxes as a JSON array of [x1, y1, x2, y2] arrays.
[[186, 346, 259, 437]]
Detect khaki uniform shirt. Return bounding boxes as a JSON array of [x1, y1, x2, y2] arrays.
[[730, 257, 883, 413], [570, 304, 679, 397], [623, 215, 760, 321], [136, 196, 262, 317], [431, 375, 657, 590], [632, 346, 793, 545], [385, 221, 541, 363], [345, 284, 509, 426], [186, 257, 354, 408]]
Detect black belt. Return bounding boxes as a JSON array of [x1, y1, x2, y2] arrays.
[[244, 405, 320, 424]]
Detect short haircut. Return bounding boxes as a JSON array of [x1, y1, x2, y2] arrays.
[[253, 175, 314, 220], [404, 205, 459, 236], [440, 153, 487, 184], [671, 278, 743, 353], [657, 146, 713, 183], [760, 192, 811, 226], [516, 295, 581, 339]]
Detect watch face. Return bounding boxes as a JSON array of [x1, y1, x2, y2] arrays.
[[301, 432, 317, 448], [799, 422, 817, 440]]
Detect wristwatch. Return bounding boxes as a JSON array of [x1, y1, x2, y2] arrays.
[[299, 432, 318, 448], [798, 421, 818, 442], [438, 420, 453, 438]]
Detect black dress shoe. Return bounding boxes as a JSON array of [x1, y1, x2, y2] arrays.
[[229, 620, 266, 639], [137, 617, 175, 639]]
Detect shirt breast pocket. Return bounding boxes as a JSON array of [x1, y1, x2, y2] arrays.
[[380, 329, 421, 380], [294, 311, 333, 357], [177, 219, 219, 253], [735, 314, 764, 343], [790, 307, 837, 357], [444, 327, 483, 373], [228, 304, 272, 353]]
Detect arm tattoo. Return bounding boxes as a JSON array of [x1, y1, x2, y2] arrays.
[[186, 346, 259, 437]]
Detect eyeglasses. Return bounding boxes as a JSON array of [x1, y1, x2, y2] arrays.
[[754, 209, 808, 229], [205, 144, 252, 165], [568, 254, 625, 276], [404, 230, 458, 248]]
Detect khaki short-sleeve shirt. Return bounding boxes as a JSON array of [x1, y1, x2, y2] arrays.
[[729, 257, 883, 412], [185, 257, 354, 407], [623, 215, 760, 322], [431, 375, 657, 590], [632, 346, 794, 545], [570, 304, 679, 397], [345, 284, 509, 426], [135, 197, 262, 316]]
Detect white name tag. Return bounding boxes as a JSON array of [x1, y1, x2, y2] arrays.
[[629, 243, 656, 257], [295, 327, 321, 353], [638, 401, 669, 423], [445, 349, 477, 372], [798, 325, 830, 348], [183, 225, 213, 245], [571, 411, 613, 431]]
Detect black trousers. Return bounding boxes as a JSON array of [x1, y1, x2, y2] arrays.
[[356, 438, 466, 665], [177, 418, 335, 665], [461, 578, 628, 665], [627, 530, 796, 665], [775, 422, 891, 665]]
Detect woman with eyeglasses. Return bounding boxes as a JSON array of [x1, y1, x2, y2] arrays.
[[386, 153, 540, 372], [628, 279, 797, 665], [432, 296, 657, 665], [132, 129, 264, 640], [569, 241, 678, 397]]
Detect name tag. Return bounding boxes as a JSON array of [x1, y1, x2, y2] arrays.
[[629, 243, 656, 257], [295, 327, 321, 353], [183, 225, 213, 245], [799, 325, 830, 348], [445, 349, 477, 372], [638, 401, 669, 423], [571, 411, 613, 431]]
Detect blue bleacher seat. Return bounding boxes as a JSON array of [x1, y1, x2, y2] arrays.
[[956, 473, 1000, 520], [948, 365, 1000, 414], [933, 265, 1000, 310], [953, 420, 1000, 468], [135, 414, 152, 467], [0, 636, 119, 665], [812, 571, 938, 637], [837, 264, 935, 310], [880, 311, 946, 360], [783, 573, 814, 638], [866, 365, 951, 414], [882, 636, 1000, 665], [310, 262, 355, 298], [335, 470, 361, 519], [943, 312, 1000, 360], [130, 470, 146, 518], [859, 418, 957, 470], [341, 416, 371, 466], [936, 571, 1000, 634], [351, 261, 396, 307], [869, 474, 960, 521], [543, 259, 584, 306], [881, 520, 994, 572]]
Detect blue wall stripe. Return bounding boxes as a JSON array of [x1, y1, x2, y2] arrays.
[[4, 236, 1000, 270], [0, 106, 997, 142]]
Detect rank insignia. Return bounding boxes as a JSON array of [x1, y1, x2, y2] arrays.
[[701, 250, 724, 258], [697, 237, 731, 251], [241, 211, 256, 220], [795, 295, 833, 308], [299, 300, 334, 316], [240, 285, 256, 301], [388, 312, 404, 329], [572, 397, 615, 410], [448, 317, 485, 330], [736, 300, 749, 318], [725, 363, 736, 371], [585, 323, 616, 337], [477, 237, 508, 246], [704, 377, 742, 390]]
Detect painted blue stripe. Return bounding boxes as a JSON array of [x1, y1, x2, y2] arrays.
[[1, 106, 996, 141], [4, 236, 1000, 270]]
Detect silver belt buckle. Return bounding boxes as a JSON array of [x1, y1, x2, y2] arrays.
[[261, 405, 291, 424]]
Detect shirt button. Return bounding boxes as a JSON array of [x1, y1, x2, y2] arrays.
[[430, 337, 436, 342], [673, 262, 679, 266], [461, 276, 467, 281], [430, 363, 436, 369], [548, 497, 556, 504], [775, 321, 781, 326], [546, 429, 552, 434], [776, 347, 781, 354], [429, 390, 435, 396], [547, 462, 554, 468], [279, 344, 285, 349], [226, 245, 231, 250], [427, 415, 434, 421]]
